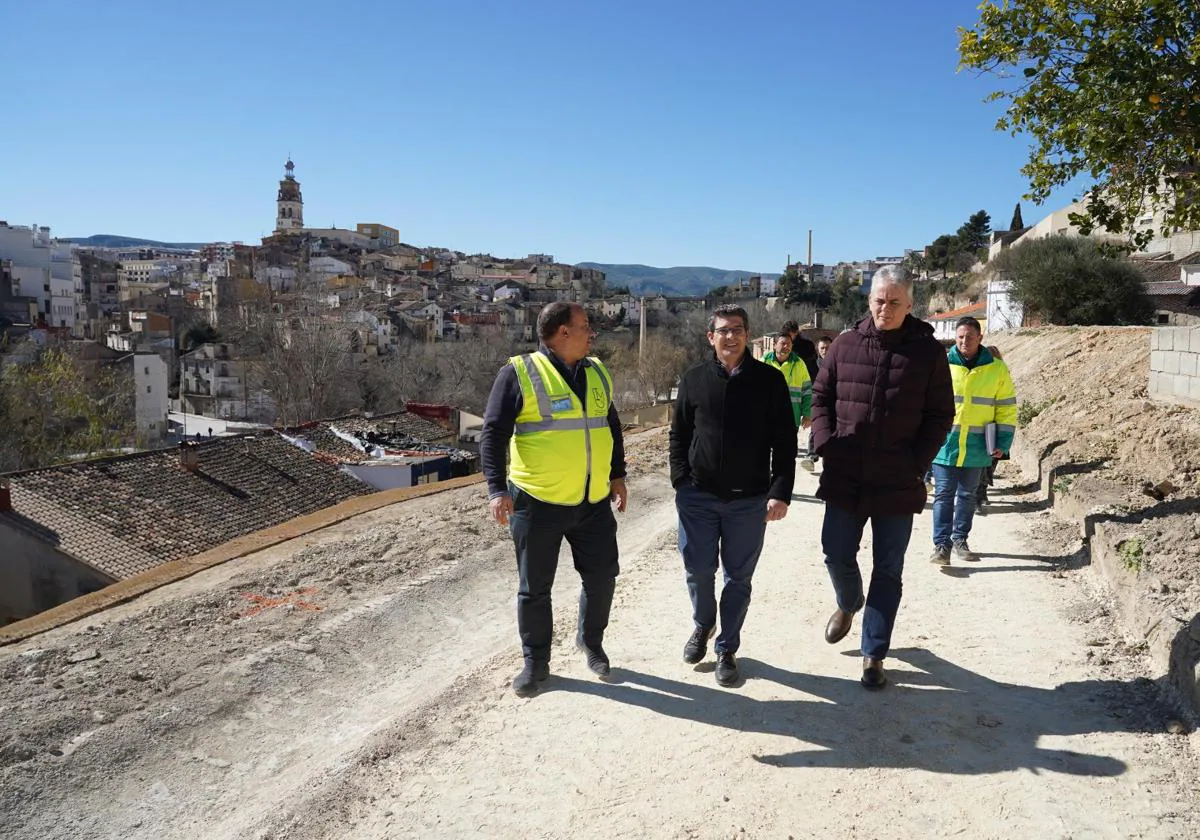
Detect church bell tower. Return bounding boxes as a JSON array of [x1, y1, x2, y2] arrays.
[[275, 158, 304, 234]]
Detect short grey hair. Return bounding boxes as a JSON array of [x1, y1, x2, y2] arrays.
[[870, 264, 914, 296]]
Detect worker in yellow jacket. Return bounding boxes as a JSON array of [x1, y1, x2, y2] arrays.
[[762, 331, 812, 430], [929, 316, 1017, 565]]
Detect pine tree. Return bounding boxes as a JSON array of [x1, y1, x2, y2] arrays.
[[1009, 202, 1024, 231]]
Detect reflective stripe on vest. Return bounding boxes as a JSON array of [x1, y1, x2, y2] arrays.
[[507, 353, 615, 505]]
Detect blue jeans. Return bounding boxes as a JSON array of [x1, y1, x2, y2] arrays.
[[931, 464, 984, 548], [676, 483, 768, 655], [821, 503, 913, 659]]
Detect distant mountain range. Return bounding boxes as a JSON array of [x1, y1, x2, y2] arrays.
[[64, 234, 207, 250], [578, 263, 779, 297]]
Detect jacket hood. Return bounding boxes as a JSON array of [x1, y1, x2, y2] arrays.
[[854, 314, 934, 342]]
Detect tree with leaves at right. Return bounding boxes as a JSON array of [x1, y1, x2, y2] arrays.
[[959, 1, 1200, 248]]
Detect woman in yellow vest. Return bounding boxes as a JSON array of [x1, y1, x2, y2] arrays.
[[479, 302, 629, 696]]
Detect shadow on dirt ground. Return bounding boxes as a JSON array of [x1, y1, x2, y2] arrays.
[[552, 647, 1179, 777]]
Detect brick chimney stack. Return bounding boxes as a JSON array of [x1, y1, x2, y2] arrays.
[[0, 479, 10, 512], [179, 442, 200, 473]]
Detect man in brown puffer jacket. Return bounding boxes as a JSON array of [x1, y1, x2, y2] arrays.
[[810, 265, 954, 691]]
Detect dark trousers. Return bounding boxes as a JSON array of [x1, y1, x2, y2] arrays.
[[508, 483, 619, 665], [675, 483, 768, 655], [821, 503, 913, 660]]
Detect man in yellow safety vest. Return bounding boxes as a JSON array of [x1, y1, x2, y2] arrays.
[[480, 302, 629, 696]]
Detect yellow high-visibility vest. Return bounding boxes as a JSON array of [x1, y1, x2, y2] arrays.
[[508, 352, 615, 504]]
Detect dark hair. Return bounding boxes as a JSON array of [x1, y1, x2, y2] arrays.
[[781, 320, 799, 334], [817, 335, 832, 345], [708, 304, 749, 333], [954, 316, 982, 334], [775, 330, 792, 341], [987, 344, 1004, 360], [537, 301, 579, 341]]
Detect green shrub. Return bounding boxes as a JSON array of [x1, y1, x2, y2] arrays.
[[1017, 397, 1057, 428], [1118, 538, 1144, 573]]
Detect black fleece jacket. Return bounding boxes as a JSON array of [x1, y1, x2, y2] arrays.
[[669, 351, 796, 501]]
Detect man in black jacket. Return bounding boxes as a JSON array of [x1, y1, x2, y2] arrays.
[[669, 304, 796, 687]]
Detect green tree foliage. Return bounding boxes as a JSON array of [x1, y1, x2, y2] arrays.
[[956, 210, 992, 254], [1009, 202, 1025, 230], [0, 346, 134, 471], [926, 234, 958, 277], [959, 2, 1200, 248], [830, 267, 867, 326], [774, 267, 807, 305], [993, 235, 1154, 326], [775, 266, 832, 307]]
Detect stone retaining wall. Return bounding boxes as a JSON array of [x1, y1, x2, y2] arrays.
[[1149, 326, 1200, 406], [1014, 436, 1200, 720]]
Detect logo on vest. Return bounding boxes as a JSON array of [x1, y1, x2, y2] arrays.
[[592, 387, 606, 409]]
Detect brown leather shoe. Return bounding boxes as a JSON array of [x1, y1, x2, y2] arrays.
[[824, 596, 865, 644], [861, 657, 887, 691]]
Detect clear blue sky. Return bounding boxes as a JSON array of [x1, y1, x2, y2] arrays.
[[3, 0, 1078, 272]]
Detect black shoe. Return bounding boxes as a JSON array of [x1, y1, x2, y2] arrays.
[[577, 641, 610, 677], [715, 651, 739, 687], [861, 657, 887, 691], [512, 660, 550, 696], [682, 625, 715, 664]]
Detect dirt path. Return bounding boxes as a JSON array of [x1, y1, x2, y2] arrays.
[[2, 428, 1198, 839]]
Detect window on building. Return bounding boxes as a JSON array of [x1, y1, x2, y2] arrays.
[[144, 366, 149, 375], [147, 385, 152, 393], [1157, 313, 1170, 325]]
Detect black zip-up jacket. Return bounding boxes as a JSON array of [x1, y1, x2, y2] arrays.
[[669, 351, 796, 501]]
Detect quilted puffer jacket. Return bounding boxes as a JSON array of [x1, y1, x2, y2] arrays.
[[811, 315, 954, 516]]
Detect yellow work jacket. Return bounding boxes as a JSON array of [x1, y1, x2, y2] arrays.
[[508, 352, 615, 505], [933, 346, 1017, 468], [763, 351, 812, 426]]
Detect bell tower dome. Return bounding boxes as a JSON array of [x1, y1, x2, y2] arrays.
[[275, 158, 304, 234]]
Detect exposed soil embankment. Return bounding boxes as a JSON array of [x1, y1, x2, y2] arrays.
[[995, 326, 1200, 715]]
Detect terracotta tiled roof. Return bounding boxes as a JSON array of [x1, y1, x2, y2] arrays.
[[282, 411, 462, 464], [1145, 282, 1200, 302], [0, 433, 371, 580], [1133, 251, 1200, 285], [928, 302, 987, 321], [329, 410, 451, 441]]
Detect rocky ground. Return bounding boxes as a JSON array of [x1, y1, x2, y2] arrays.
[[994, 326, 1200, 691]]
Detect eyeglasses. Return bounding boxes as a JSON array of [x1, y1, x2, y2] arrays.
[[712, 327, 746, 337]]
